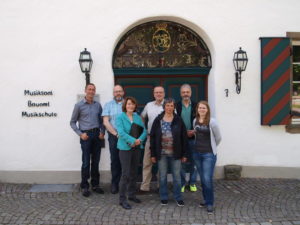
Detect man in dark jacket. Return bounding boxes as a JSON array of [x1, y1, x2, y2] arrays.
[[176, 84, 198, 192]]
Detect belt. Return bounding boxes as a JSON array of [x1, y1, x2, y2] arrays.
[[82, 128, 99, 133]]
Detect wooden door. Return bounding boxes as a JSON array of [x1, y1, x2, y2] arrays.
[[116, 75, 207, 112]]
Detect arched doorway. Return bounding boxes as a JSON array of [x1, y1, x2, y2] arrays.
[[112, 20, 212, 113], [112, 20, 212, 180]]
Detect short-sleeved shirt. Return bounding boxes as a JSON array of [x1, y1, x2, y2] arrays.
[[181, 102, 192, 130], [161, 120, 173, 156], [102, 99, 123, 129], [141, 100, 164, 133]]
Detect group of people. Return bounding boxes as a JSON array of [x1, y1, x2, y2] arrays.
[[70, 83, 221, 214]]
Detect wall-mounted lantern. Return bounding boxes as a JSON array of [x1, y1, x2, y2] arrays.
[[79, 48, 93, 86], [233, 47, 248, 94]]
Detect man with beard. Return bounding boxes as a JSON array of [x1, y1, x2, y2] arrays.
[[102, 85, 125, 194], [176, 84, 198, 193]]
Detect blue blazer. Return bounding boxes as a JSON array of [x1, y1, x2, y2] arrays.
[[116, 112, 147, 150]]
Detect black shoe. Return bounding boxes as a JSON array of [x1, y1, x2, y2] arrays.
[[207, 205, 214, 214], [138, 189, 150, 194], [128, 197, 141, 203], [82, 188, 90, 197], [176, 200, 185, 207], [199, 202, 206, 208], [92, 186, 104, 194], [160, 200, 168, 205], [119, 201, 132, 210], [111, 185, 119, 194]]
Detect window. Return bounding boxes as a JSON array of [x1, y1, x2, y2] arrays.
[[291, 41, 300, 124], [260, 34, 300, 132]]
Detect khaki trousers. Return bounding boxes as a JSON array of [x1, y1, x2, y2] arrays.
[[140, 137, 152, 191]]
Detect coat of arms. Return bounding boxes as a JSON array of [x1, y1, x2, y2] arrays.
[[152, 23, 171, 53]]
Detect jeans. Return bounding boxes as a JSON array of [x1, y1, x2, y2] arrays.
[[192, 152, 216, 206], [180, 139, 197, 186], [108, 133, 122, 188], [119, 148, 140, 203], [80, 130, 102, 189], [158, 155, 182, 201]]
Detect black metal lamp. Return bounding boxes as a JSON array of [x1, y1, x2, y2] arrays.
[[79, 48, 93, 85], [233, 47, 248, 94]]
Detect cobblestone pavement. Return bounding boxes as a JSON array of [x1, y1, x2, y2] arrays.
[[0, 178, 299, 225]]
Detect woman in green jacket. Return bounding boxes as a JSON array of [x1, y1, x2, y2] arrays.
[[116, 97, 147, 210]]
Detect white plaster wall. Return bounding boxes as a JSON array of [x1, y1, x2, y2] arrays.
[[0, 0, 299, 176]]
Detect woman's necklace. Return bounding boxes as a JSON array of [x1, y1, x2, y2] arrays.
[[163, 114, 173, 122]]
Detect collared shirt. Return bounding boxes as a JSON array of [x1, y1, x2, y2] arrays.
[[101, 99, 123, 129], [181, 101, 192, 130], [141, 100, 164, 133], [70, 98, 104, 136]]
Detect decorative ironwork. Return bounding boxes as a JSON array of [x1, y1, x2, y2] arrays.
[[113, 21, 211, 69]]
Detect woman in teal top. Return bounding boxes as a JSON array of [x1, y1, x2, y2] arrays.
[[116, 97, 147, 210]]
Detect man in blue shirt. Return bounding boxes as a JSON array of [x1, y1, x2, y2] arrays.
[[70, 83, 105, 197], [102, 85, 124, 194]]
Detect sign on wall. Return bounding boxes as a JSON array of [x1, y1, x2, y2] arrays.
[[22, 90, 57, 117]]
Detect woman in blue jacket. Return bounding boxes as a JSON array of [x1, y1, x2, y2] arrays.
[[116, 97, 147, 210]]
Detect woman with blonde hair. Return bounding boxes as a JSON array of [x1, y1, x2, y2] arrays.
[[193, 101, 221, 214]]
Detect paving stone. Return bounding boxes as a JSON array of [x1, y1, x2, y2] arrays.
[[282, 222, 293, 225], [0, 179, 300, 224]]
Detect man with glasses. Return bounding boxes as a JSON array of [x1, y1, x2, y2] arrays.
[[102, 85, 125, 194], [140, 86, 165, 193]]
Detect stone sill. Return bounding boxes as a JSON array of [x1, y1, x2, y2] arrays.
[[285, 124, 300, 133]]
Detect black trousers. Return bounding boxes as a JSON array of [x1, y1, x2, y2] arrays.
[[108, 133, 122, 188], [119, 148, 140, 203]]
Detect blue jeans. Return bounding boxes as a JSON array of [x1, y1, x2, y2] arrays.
[[180, 139, 197, 186], [80, 130, 102, 189], [192, 152, 216, 206], [108, 133, 122, 188], [158, 155, 182, 201]]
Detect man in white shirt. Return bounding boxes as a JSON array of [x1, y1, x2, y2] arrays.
[[140, 86, 165, 192]]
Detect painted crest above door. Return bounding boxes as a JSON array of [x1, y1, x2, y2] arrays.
[[113, 20, 211, 73]]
